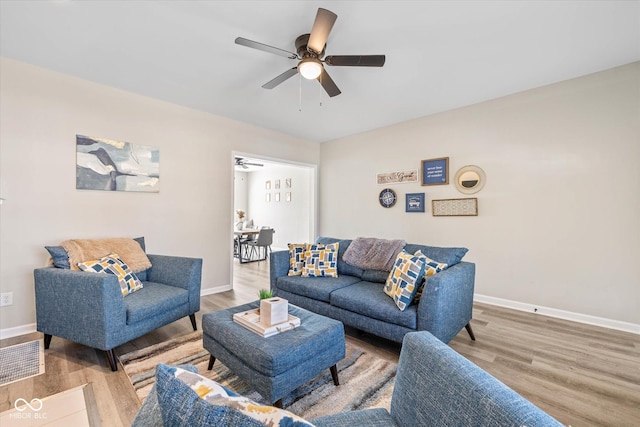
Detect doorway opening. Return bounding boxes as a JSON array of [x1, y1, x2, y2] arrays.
[[231, 152, 317, 285]]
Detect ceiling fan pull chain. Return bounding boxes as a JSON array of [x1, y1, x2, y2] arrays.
[[319, 74, 323, 107], [299, 73, 303, 112]]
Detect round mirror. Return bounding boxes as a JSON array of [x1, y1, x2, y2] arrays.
[[454, 165, 486, 194]]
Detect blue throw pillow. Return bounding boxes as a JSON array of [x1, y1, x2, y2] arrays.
[[403, 244, 468, 267], [45, 246, 70, 269]]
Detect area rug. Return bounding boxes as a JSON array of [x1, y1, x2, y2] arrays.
[[0, 340, 45, 387], [120, 331, 396, 419]]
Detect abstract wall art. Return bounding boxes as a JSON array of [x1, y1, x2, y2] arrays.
[[76, 135, 159, 192]]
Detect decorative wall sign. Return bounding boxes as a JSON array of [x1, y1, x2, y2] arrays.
[[377, 169, 419, 185], [432, 198, 478, 216], [421, 157, 449, 186], [379, 188, 397, 208], [76, 135, 159, 192], [405, 193, 425, 212]]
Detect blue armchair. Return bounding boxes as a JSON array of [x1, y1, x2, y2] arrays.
[[34, 253, 202, 371]]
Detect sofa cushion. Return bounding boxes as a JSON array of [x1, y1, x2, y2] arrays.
[[276, 275, 360, 303], [155, 364, 313, 427], [361, 269, 390, 284], [124, 282, 189, 324], [316, 237, 364, 278], [330, 281, 417, 329], [384, 251, 427, 311], [404, 243, 468, 267], [302, 243, 339, 278], [78, 253, 144, 296], [287, 243, 308, 276]]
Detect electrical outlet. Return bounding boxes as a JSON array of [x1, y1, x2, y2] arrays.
[[0, 292, 13, 307]]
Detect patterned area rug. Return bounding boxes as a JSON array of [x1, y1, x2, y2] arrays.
[[120, 331, 396, 419], [0, 340, 45, 386]]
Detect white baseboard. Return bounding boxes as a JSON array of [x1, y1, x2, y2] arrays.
[[201, 284, 232, 296], [0, 323, 37, 340], [474, 294, 640, 335]]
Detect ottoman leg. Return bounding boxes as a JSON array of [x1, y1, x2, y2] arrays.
[[208, 355, 216, 370], [330, 364, 340, 386]]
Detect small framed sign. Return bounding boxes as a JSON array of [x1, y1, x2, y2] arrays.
[[421, 157, 449, 186], [432, 198, 478, 216], [405, 193, 425, 212]]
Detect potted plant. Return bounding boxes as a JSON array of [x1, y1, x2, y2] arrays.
[[258, 289, 273, 300], [258, 289, 287, 326]]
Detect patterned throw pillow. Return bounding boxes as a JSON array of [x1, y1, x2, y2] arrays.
[[287, 243, 308, 276], [412, 250, 448, 303], [302, 242, 339, 278], [78, 253, 143, 297], [384, 251, 427, 311], [155, 364, 314, 427]]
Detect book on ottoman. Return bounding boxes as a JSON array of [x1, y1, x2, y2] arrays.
[[233, 308, 301, 337]]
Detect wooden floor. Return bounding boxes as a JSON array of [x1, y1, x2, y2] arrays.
[[1, 259, 639, 426]]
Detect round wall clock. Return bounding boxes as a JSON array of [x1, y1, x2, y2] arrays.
[[379, 188, 397, 208]]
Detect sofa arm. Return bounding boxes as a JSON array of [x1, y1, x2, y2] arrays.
[[392, 332, 562, 426], [416, 261, 475, 343], [147, 254, 202, 314], [269, 250, 290, 291], [34, 267, 126, 350]]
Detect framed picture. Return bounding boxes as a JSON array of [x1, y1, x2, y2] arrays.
[[421, 157, 449, 186], [285, 192, 291, 202], [405, 193, 425, 212], [265, 193, 271, 202], [285, 178, 292, 188], [265, 180, 271, 190], [275, 179, 281, 189], [275, 192, 280, 202], [432, 198, 478, 216]]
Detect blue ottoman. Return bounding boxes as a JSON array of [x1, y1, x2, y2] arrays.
[[202, 301, 345, 407]]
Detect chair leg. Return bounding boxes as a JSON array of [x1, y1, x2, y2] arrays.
[[330, 364, 340, 386], [465, 322, 476, 341], [208, 355, 216, 370], [105, 349, 118, 371], [189, 314, 197, 331], [44, 334, 52, 349]]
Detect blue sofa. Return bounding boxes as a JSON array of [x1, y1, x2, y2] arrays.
[[270, 237, 476, 344], [34, 241, 202, 371], [132, 331, 562, 426]]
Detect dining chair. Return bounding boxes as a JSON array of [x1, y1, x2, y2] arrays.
[[246, 228, 274, 261]]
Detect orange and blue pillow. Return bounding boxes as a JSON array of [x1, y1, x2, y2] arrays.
[[302, 242, 339, 278], [384, 251, 427, 311], [78, 253, 143, 296]]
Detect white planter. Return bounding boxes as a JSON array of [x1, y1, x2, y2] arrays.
[[260, 297, 289, 326]]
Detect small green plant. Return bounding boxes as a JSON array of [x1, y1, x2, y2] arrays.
[[258, 289, 273, 300]]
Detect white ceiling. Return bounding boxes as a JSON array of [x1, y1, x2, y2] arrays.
[[1, 1, 638, 143]]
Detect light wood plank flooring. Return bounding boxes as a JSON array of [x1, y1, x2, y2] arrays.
[[1, 259, 638, 426]]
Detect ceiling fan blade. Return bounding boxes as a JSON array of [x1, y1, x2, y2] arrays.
[[235, 37, 298, 59], [317, 68, 341, 97], [262, 68, 298, 89], [244, 162, 263, 167], [325, 55, 386, 67], [307, 8, 337, 54]]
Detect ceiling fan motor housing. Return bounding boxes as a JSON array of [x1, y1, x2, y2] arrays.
[[295, 34, 324, 58]]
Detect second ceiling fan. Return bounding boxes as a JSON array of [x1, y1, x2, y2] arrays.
[[235, 8, 385, 97]]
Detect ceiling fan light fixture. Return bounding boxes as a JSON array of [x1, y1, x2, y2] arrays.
[[298, 57, 323, 80]]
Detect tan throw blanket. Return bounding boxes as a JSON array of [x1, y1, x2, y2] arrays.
[[342, 237, 406, 271], [60, 238, 152, 272]]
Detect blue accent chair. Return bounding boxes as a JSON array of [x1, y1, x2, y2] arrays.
[[34, 253, 202, 371]]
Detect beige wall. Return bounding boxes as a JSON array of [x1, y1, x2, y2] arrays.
[[319, 62, 640, 328], [0, 58, 319, 334]]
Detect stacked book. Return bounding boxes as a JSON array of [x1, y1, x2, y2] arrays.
[[233, 308, 301, 337]]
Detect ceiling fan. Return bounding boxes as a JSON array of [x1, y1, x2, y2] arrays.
[[235, 8, 385, 97], [235, 157, 264, 169]]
